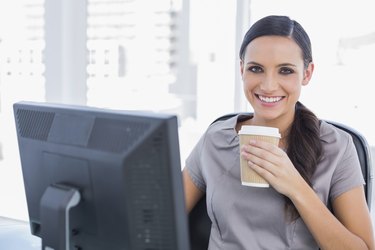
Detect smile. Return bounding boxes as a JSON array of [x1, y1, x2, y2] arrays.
[[257, 94, 284, 103]]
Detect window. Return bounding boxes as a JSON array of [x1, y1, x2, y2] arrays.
[[0, 0, 373, 223], [0, 0, 45, 220]]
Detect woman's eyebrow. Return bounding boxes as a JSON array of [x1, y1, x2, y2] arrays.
[[246, 61, 263, 66], [277, 63, 297, 67], [246, 62, 297, 67]]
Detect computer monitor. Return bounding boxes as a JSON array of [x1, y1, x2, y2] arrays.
[[13, 101, 190, 250]]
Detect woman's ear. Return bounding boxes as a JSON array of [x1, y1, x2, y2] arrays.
[[302, 62, 314, 86]]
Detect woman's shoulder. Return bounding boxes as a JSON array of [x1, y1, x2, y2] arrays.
[[207, 114, 239, 133], [208, 113, 252, 130], [319, 120, 353, 145], [204, 114, 250, 145]]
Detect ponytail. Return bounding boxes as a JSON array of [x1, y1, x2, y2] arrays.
[[284, 102, 323, 220]]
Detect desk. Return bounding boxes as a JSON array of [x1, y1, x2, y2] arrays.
[[0, 216, 41, 249]]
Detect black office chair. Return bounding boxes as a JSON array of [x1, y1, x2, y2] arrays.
[[188, 113, 373, 250]]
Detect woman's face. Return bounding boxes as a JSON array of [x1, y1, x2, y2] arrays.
[[240, 35, 313, 126]]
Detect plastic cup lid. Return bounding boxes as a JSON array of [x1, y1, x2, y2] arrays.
[[239, 125, 281, 138]]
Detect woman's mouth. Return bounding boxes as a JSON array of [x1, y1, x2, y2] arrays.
[[256, 94, 284, 103]]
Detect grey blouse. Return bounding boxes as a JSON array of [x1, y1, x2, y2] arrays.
[[185, 114, 365, 250]]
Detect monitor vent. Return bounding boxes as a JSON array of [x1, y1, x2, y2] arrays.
[[128, 132, 176, 250], [15, 109, 55, 141], [87, 118, 151, 153]]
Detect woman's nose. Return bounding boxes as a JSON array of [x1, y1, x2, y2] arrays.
[[260, 74, 278, 91]]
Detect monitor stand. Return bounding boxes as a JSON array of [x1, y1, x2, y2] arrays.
[[40, 184, 81, 250]]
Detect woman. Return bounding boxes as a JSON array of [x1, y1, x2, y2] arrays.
[[183, 15, 374, 249]]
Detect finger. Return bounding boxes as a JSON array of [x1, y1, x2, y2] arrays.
[[249, 139, 283, 156], [247, 160, 276, 182], [245, 144, 279, 165], [248, 154, 278, 175]]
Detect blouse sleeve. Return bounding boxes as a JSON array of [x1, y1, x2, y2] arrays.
[[329, 134, 365, 201], [184, 133, 207, 192]]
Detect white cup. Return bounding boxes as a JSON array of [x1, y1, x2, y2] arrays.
[[239, 125, 281, 188]]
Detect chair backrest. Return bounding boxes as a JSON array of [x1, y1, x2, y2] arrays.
[[188, 113, 373, 250]]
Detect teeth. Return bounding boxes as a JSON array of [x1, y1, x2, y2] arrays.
[[258, 95, 282, 103]]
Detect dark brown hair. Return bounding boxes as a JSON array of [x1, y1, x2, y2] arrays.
[[285, 102, 322, 220], [240, 15, 312, 69]]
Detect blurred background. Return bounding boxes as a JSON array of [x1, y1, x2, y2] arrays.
[[0, 0, 374, 225]]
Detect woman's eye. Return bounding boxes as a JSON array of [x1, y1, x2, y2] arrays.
[[248, 66, 263, 73], [280, 67, 294, 74]]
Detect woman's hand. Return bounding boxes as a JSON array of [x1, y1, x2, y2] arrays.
[[241, 139, 307, 198]]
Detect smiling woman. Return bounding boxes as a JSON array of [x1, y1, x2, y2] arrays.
[[183, 15, 374, 249]]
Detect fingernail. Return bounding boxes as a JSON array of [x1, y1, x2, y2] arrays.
[[249, 139, 256, 145]]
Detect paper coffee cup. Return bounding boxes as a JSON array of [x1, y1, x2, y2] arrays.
[[239, 125, 281, 188]]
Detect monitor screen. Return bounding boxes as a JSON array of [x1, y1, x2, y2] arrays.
[[13, 101, 190, 250]]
